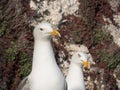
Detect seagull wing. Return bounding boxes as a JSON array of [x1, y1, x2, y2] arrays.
[[65, 80, 68, 90], [18, 76, 30, 90]]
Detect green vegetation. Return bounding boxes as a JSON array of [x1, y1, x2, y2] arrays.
[[91, 29, 119, 70], [101, 50, 120, 70], [5, 41, 32, 78], [5, 41, 18, 62], [0, 6, 7, 36], [0, 21, 7, 36], [19, 52, 32, 78], [73, 29, 82, 43], [92, 29, 113, 44]]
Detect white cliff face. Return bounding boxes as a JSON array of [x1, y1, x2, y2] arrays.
[[103, 13, 120, 47], [102, 0, 120, 47], [30, 0, 80, 25], [109, 0, 120, 12], [114, 64, 120, 89]]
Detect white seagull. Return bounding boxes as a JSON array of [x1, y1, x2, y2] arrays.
[[18, 22, 67, 90], [66, 51, 90, 90]]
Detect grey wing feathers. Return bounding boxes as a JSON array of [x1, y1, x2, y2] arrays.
[[18, 76, 30, 90], [65, 80, 68, 90]]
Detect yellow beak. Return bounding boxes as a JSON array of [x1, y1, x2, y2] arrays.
[[49, 30, 61, 37], [82, 61, 90, 69]]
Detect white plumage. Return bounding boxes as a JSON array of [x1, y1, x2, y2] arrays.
[[66, 52, 90, 90], [18, 22, 67, 90]]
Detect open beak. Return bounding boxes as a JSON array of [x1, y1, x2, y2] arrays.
[[82, 61, 90, 69], [49, 30, 61, 37]]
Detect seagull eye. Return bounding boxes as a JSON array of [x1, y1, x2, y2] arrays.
[[78, 54, 81, 57], [39, 28, 43, 31]]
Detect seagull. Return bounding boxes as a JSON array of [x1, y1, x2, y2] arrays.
[[18, 21, 67, 90], [66, 51, 90, 90]]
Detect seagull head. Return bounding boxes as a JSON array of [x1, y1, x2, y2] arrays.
[[33, 21, 60, 40], [70, 52, 90, 69]]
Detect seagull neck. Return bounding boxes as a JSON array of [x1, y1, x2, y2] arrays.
[[67, 62, 84, 80], [34, 39, 52, 48], [32, 39, 55, 69], [69, 62, 82, 71], [66, 62, 85, 90]]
